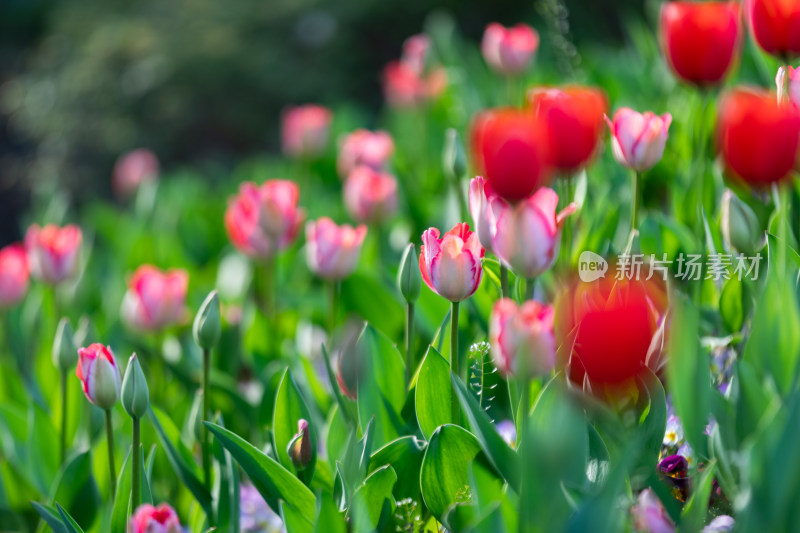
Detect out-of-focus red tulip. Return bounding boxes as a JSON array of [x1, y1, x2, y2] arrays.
[[747, 0, 800, 59], [338, 129, 394, 177], [0, 243, 28, 308], [25, 224, 82, 285], [481, 23, 539, 75], [225, 180, 305, 260], [777, 65, 800, 107], [470, 108, 553, 201], [660, 1, 742, 86], [528, 86, 608, 174], [305, 218, 367, 280], [717, 87, 800, 186], [76, 343, 121, 410], [281, 104, 332, 159], [490, 298, 556, 378], [128, 503, 182, 533], [490, 186, 576, 278], [122, 265, 188, 332], [419, 223, 484, 302], [606, 108, 672, 172], [343, 166, 398, 224], [113, 149, 159, 200], [557, 276, 667, 393]]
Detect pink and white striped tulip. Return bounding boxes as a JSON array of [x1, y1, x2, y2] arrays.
[[419, 223, 484, 302], [343, 166, 398, 224], [113, 148, 159, 199], [490, 187, 576, 278], [128, 503, 182, 533], [481, 23, 540, 75], [401, 34, 431, 76], [777, 65, 800, 107], [338, 129, 395, 177], [606, 108, 672, 172], [631, 488, 675, 533], [25, 224, 82, 284], [76, 343, 121, 410], [225, 180, 305, 260], [281, 104, 332, 159], [306, 218, 367, 280], [469, 176, 499, 254], [490, 298, 556, 378], [122, 265, 188, 331], [0, 243, 29, 308]]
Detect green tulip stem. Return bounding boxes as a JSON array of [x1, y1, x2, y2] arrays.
[[329, 281, 340, 340], [500, 265, 509, 299], [450, 300, 461, 424], [131, 416, 140, 512], [630, 170, 640, 234], [105, 409, 117, 500], [201, 347, 211, 491], [60, 369, 68, 464], [405, 302, 415, 389]]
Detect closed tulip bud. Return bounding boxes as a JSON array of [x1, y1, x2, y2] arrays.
[[281, 104, 332, 159], [128, 503, 182, 533], [481, 23, 539, 76], [490, 187, 576, 279], [747, 0, 800, 59], [193, 290, 221, 350], [0, 243, 29, 309], [397, 243, 421, 304], [76, 343, 121, 410], [122, 265, 189, 332], [287, 419, 312, 471], [717, 87, 800, 186], [606, 108, 672, 172], [337, 129, 395, 177], [343, 166, 398, 224], [721, 190, 765, 254], [52, 318, 77, 371], [121, 354, 149, 419], [419, 223, 484, 302], [25, 224, 82, 285], [305, 218, 367, 280], [443, 128, 468, 180], [490, 299, 556, 378], [630, 489, 675, 533]]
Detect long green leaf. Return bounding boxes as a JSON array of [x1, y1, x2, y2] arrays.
[[415, 347, 451, 440], [273, 369, 317, 482]]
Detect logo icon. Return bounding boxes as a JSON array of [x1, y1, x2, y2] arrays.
[[578, 251, 608, 282]]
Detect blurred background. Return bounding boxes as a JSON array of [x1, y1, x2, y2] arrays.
[[0, 0, 648, 242]]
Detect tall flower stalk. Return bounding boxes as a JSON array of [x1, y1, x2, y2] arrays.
[[193, 291, 221, 492]]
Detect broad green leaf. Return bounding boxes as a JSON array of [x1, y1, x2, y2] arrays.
[[139, 446, 153, 506], [351, 465, 397, 533], [314, 493, 347, 533], [719, 277, 745, 333], [637, 369, 668, 474], [280, 500, 313, 533], [29, 403, 59, 494], [368, 436, 425, 503], [48, 451, 98, 528], [680, 459, 716, 532], [326, 405, 349, 467], [212, 417, 240, 533], [56, 503, 85, 533], [110, 449, 132, 533], [415, 347, 451, 439], [204, 422, 316, 520], [149, 407, 212, 516], [31, 502, 68, 533], [273, 369, 317, 482]]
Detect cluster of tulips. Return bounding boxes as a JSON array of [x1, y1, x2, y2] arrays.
[[2, 0, 800, 531]]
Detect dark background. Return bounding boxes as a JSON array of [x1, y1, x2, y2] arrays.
[[0, 0, 645, 241]]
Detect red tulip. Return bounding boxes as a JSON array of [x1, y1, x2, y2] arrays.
[[528, 86, 608, 174], [419, 223, 484, 302], [122, 265, 188, 332], [24, 224, 82, 285], [747, 0, 800, 59], [337, 129, 394, 177], [660, 1, 742, 86], [76, 343, 121, 410], [113, 149, 159, 199], [225, 180, 305, 260], [128, 503, 182, 533], [470, 108, 553, 201], [717, 87, 800, 186], [557, 276, 667, 393], [305, 218, 367, 280], [481, 23, 540, 75], [343, 166, 398, 224], [0, 243, 29, 308], [281, 104, 332, 159]]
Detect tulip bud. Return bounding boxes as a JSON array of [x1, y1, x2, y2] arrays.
[[193, 290, 221, 350], [76, 344, 121, 410], [52, 318, 77, 371], [442, 128, 467, 180], [721, 190, 765, 254], [287, 419, 312, 471], [187, 390, 204, 442], [397, 244, 421, 304], [121, 354, 149, 419]]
